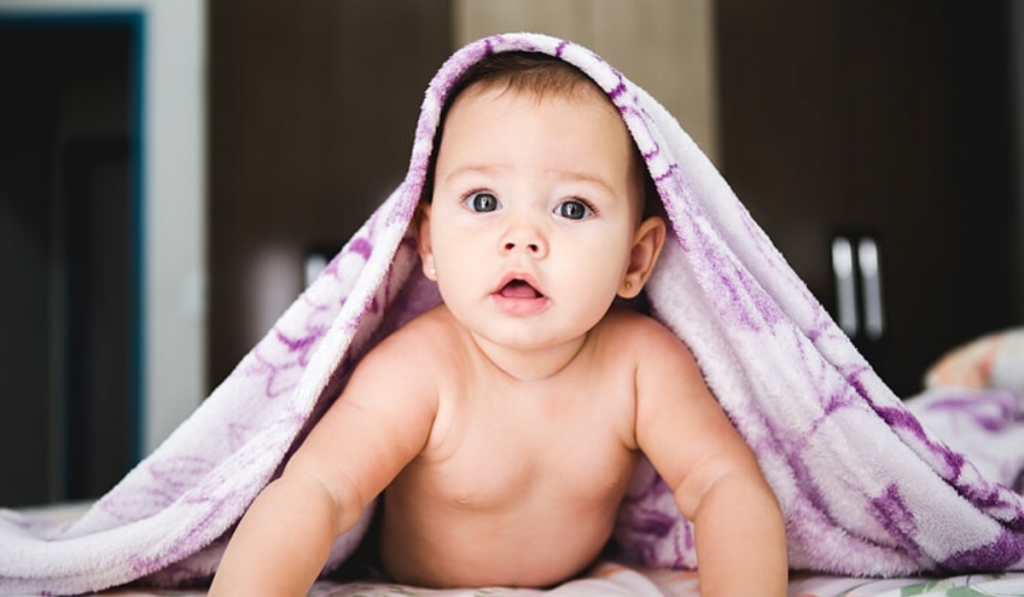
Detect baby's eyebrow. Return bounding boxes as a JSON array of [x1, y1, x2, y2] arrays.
[[442, 164, 616, 196], [442, 164, 506, 185], [554, 171, 616, 195]]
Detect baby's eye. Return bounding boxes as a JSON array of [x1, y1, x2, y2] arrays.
[[555, 199, 593, 220], [466, 192, 499, 213]]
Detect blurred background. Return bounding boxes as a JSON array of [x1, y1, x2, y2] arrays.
[[0, 0, 1020, 506]]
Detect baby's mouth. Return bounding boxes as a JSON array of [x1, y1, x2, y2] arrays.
[[498, 279, 544, 299]]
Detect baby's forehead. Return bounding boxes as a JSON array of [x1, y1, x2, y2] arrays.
[[442, 83, 650, 219], [429, 53, 652, 215], [444, 83, 632, 157]]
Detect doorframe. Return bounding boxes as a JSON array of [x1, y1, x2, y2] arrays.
[[0, 0, 207, 460]]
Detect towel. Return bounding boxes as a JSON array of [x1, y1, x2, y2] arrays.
[[3, 32, 1024, 595]]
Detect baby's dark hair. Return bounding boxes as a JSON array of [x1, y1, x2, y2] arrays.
[[445, 51, 605, 106], [423, 51, 659, 219]]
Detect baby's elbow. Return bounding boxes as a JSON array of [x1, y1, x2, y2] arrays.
[[278, 463, 366, 537], [674, 456, 777, 522]]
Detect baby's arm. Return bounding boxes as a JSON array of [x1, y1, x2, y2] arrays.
[[209, 334, 438, 597], [634, 323, 787, 597]]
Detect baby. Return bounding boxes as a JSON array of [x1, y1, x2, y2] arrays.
[[209, 52, 787, 597]]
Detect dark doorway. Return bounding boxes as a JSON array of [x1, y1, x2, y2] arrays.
[[0, 13, 143, 506]]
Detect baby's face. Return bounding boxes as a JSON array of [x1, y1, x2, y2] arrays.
[[420, 84, 644, 353]]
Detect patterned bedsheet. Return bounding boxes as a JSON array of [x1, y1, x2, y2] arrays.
[[39, 566, 1024, 597], [15, 503, 1024, 597], [788, 571, 1024, 597]]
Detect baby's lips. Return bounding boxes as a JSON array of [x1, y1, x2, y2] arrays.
[[499, 279, 543, 299], [493, 272, 545, 298]]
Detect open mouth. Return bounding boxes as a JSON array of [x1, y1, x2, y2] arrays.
[[499, 279, 544, 299]]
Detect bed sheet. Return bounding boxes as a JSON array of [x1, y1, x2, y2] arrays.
[[13, 503, 1024, 597], [29, 566, 1024, 597]]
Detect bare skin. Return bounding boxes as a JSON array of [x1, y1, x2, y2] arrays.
[[209, 80, 788, 597], [377, 305, 641, 588]]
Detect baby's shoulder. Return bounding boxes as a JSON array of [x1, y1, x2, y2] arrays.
[[367, 304, 464, 363], [597, 307, 685, 349], [594, 308, 699, 374], [348, 305, 462, 392]]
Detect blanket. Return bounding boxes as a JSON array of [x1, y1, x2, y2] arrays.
[[3, 32, 1024, 595]]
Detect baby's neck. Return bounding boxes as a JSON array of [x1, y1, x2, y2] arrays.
[[467, 331, 591, 382]]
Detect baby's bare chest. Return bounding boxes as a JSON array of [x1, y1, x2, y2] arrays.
[[405, 386, 639, 511]]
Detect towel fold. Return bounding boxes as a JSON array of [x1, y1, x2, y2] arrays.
[[2, 32, 1023, 596]]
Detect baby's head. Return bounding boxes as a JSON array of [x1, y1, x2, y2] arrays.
[[416, 51, 667, 351], [424, 52, 657, 223]]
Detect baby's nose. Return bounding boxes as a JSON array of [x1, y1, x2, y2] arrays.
[[503, 240, 541, 252], [501, 227, 548, 258]]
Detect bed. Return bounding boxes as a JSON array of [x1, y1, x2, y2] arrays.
[[20, 492, 1024, 597], [73, 571, 1024, 597]]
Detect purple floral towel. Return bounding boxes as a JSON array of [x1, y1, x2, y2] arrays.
[[3, 32, 1023, 596]]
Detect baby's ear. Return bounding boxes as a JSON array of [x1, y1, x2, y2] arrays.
[[619, 216, 667, 299], [414, 203, 437, 280]]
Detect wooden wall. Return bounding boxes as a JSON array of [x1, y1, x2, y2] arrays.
[[453, 0, 721, 164], [717, 0, 1020, 395], [207, 0, 452, 386]]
